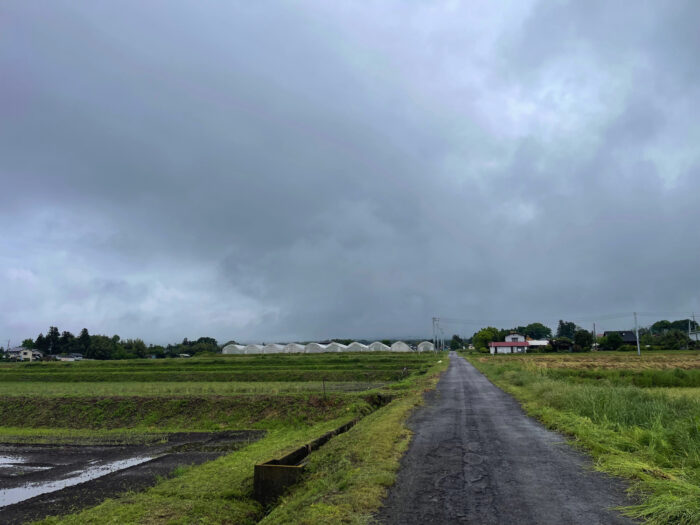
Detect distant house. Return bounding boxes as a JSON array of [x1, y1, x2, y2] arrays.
[[57, 353, 84, 362], [527, 339, 549, 348], [603, 331, 638, 345], [7, 347, 44, 361], [489, 334, 529, 355]]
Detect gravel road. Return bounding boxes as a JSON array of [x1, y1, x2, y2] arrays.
[[376, 352, 636, 525]]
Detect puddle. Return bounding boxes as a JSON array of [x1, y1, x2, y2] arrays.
[[0, 455, 26, 465], [0, 456, 153, 508]]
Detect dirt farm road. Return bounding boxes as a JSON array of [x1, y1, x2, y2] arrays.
[[377, 352, 636, 525]]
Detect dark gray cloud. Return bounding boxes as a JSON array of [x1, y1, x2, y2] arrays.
[[2, 1, 699, 344]]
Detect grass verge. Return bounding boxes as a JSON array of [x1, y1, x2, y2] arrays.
[[467, 354, 700, 525]]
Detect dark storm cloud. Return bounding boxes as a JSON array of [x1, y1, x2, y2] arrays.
[[1, 1, 699, 344]]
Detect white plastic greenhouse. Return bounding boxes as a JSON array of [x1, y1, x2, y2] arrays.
[[244, 344, 263, 355], [417, 341, 435, 352], [368, 341, 390, 352], [283, 343, 305, 354], [347, 342, 368, 352], [391, 341, 412, 352], [262, 344, 284, 354], [326, 342, 348, 353], [222, 344, 246, 354], [304, 343, 327, 353]]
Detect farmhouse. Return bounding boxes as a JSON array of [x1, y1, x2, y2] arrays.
[[489, 334, 529, 354], [603, 331, 638, 345], [6, 347, 43, 361]]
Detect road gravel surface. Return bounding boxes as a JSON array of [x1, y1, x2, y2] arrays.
[[377, 352, 636, 525]]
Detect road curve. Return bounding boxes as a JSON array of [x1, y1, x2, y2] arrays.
[[376, 352, 636, 525]]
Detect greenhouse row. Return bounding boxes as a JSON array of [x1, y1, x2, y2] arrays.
[[221, 340, 436, 355]]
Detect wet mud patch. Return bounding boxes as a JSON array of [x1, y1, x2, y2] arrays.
[[0, 430, 264, 525]]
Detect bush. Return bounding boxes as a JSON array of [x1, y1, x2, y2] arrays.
[[618, 344, 637, 352]]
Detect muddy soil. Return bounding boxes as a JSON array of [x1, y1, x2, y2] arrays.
[[376, 352, 636, 525], [0, 430, 264, 525]]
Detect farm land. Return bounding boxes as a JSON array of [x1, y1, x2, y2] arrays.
[[0, 353, 447, 524], [466, 350, 700, 525]]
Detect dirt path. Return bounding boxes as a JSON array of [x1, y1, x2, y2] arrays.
[[377, 352, 636, 525]]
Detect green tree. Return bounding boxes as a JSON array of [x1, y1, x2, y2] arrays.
[[550, 337, 573, 352], [78, 328, 91, 355], [522, 322, 552, 340], [88, 335, 116, 360], [21, 338, 35, 349], [34, 333, 49, 353], [556, 320, 577, 339], [46, 326, 60, 354], [603, 332, 623, 350], [59, 331, 75, 354], [449, 334, 463, 350], [573, 329, 593, 350], [473, 327, 501, 350]]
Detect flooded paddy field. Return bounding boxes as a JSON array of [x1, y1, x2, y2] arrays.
[[0, 431, 264, 524], [0, 353, 441, 523]]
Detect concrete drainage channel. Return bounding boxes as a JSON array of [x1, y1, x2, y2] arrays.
[[254, 393, 392, 506], [254, 419, 357, 505]]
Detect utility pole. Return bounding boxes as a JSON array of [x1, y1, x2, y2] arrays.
[[634, 312, 641, 356]]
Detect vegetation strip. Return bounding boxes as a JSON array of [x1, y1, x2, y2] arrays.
[[466, 352, 700, 525]]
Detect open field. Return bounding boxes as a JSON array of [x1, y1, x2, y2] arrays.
[[0, 381, 385, 397], [0, 352, 447, 524], [467, 351, 700, 525], [0, 354, 432, 383]]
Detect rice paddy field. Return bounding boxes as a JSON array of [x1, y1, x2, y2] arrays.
[[0, 352, 447, 524], [467, 350, 700, 525]]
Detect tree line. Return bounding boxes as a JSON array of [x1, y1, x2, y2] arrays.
[[10, 327, 222, 360], [465, 319, 698, 353]]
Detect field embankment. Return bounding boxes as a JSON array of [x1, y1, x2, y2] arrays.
[[466, 351, 700, 525]]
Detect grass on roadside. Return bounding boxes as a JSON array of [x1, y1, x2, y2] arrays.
[[468, 354, 700, 525]]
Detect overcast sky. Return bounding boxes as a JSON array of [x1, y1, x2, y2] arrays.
[[2, 1, 699, 344]]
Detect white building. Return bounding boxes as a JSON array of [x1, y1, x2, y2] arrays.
[[527, 339, 549, 348], [391, 341, 412, 352], [489, 334, 529, 354], [368, 341, 390, 352], [283, 343, 305, 353], [304, 342, 327, 353], [347, 342, 368, 352], [417, 341, 435, 352], [222, 344, 246, 355]]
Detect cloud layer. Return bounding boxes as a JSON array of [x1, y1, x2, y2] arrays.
[[2, 1, 699, 343]]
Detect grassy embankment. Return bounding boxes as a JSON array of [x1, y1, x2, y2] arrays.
[[465, 351, 700, 525], [0, 353, 448, 524]]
